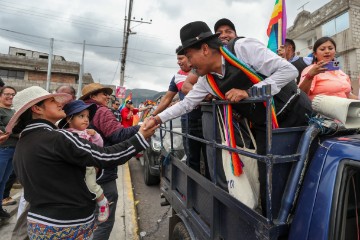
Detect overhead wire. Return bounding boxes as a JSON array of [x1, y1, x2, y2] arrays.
[[0, 1, 178, 74], [0, 2, 124, 33]]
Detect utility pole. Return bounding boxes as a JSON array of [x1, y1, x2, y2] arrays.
[[77, 40, 86, 99], [120, 0, 134, 87], [45, 38, 54, 91], [120, 0, 152, 87]]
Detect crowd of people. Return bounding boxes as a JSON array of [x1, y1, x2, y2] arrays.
[[0, 17, 359, 239]]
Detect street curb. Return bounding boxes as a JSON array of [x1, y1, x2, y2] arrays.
[[123, 161, 140, 240]]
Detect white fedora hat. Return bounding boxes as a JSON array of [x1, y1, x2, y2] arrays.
[[6, 86, 73, 133]]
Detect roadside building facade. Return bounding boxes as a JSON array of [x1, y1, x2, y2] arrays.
[[0, 46, 100, 92], [287, 0, 360, 93]]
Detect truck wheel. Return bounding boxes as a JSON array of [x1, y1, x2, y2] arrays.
[[171, 222, 191, 240], [143, 149, 160, 186]]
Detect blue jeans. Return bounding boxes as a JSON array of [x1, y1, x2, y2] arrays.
[[0, 147, 15, 207]]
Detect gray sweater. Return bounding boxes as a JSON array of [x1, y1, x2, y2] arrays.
[[0, 107, 18, 147]]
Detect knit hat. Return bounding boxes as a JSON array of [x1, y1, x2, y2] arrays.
[[58, 100, 97, 128], [214, 18, 236, 33], [5, 86, 72, 133], [79, 83, 113, 100]]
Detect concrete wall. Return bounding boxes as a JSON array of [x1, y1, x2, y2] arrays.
[[9, 47, 65, 61], [27, 72, 76, 83], [0, 54, 80, 75], [2, 78, 115, 96], [1, 47, 98, 95]]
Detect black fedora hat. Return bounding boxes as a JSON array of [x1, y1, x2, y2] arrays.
[[177, 21, 219, 55]]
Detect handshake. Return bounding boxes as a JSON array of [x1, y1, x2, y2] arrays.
[[138, 116, 162, 139]]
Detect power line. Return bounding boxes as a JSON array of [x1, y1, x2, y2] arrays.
[[0, 2, 124, 33], [0, 0, 175, 43], [127, 59, 177, 69], [0, 0, 122, 26], [0, 27, 173, 56]]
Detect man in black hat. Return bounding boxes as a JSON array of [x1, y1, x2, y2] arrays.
[[145, 21, 312, 214], [180, 18, 240, 190], [214, 18, 237, 45]]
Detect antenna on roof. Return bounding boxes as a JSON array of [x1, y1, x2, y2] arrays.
[[297, 1, 310, 11]]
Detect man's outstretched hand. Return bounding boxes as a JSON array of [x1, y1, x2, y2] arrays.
[[139, 117, 160, 139]]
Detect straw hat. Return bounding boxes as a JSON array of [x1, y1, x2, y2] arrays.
[[79, 83, 113, 100], [5, 86, 72, 133]]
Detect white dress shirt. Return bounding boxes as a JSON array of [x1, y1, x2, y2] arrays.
[[158, 38, 298, 123]]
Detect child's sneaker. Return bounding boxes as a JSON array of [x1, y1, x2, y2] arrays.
[[98, 203, 109, 222]]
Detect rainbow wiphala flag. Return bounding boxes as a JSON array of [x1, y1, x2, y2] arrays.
[[267, 0, 287, 53]]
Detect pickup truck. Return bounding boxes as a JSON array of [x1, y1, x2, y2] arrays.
[[159, 86, 360, 240], [140, 108, 185, 186]]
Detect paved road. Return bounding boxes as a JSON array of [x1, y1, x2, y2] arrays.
[[129, 158, 170, 240]]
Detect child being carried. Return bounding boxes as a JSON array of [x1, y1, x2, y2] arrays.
[[59, 100, 110, 222]]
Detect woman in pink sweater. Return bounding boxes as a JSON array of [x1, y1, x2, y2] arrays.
[[299, 36, 358, 100]]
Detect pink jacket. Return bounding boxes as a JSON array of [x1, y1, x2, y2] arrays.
[[67, 128, 104, 147]]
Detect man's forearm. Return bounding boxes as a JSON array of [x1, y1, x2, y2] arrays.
[[152, 100, 171, 115]]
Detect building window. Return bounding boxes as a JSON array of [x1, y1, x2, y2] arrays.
[[39, 55, 48, 59], [322, 11, 349, 36], [0, 69, 8, 77], [0, 69, 25, 80], [307, 39, 313, 48], [16, 53, 26, 57], [16, 71, 25, 79]]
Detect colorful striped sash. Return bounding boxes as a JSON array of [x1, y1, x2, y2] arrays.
[[220, 46, 279, 129], [206, 74, 243, 176], [205, 46, 279, 176]]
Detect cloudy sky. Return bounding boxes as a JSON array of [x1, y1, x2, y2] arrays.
[[0, 0, 330, 92]]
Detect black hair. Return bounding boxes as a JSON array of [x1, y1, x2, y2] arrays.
[[12, 99, 46, 134], [312, 36, 337, 63], [0, 86, 17, 95], [190, 37, 222, 52], [176, 46, 182, 54], [285, 38, 296, 51]]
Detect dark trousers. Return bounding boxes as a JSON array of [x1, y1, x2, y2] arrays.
[[181, 117, 210, 178], [201, 108, 228, 190], [92, 180, 118, 240], [4, 171, 17, 199]]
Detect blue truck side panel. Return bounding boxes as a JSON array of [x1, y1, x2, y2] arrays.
[[290, 136, 360, 240]]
